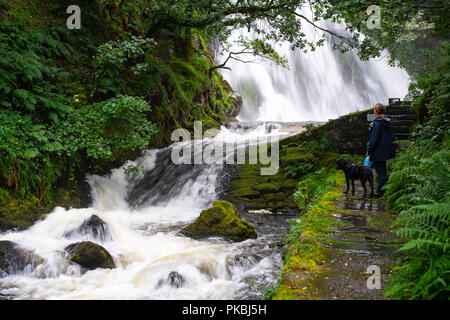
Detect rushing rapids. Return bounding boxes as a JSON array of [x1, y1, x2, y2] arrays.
[[0, 125, 293, 300]]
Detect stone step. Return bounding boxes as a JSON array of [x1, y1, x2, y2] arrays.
[[386, 105, 413, 111], [389, 120, 416, 127], [392, 126, 413, 134], [387, 114, 417, 121], [386, 110, 416, 116], [393, 133, 411, 141]]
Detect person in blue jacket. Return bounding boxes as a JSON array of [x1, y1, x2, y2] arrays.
[[367, 103, 396, 197]]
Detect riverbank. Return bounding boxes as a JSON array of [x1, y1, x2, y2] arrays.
[[273, 170, 401, 300]]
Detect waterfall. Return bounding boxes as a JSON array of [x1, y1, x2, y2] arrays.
[[219, 16, 411, 122]]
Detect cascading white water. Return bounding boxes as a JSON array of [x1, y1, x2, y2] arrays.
[[0, 125, 290, 300], [219, 14, 411, 121]]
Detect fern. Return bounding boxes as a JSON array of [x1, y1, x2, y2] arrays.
[[385, 136, 449, 299]]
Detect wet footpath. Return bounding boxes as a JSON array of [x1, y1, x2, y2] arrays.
[[275, 184, 402, 300]]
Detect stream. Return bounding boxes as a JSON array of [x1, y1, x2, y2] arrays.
[[0, 124, 293, 300]]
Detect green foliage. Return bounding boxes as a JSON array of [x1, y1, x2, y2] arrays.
[[283, 162, 314, 178], [408, 43, 450, 124], [92, 36, 156, 97], [0, 21, 70, 122], [0, 95, 157, 200], [293, 168, 339, 210], [0, 111, 63, 199], [323, 1, 449, 66], [384, 89, 449, 300], [123, 164, 145, 178], [51, 96, 157, 160], [249, 278, 281, 300], [384, 140, 450, 300]]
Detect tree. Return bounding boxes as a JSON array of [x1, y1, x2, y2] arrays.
[[93, 0, 448, 72]]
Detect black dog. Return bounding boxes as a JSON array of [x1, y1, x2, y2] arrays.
[[335, 158, 374, 198]]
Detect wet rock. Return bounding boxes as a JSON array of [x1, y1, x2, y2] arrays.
[[156, 271, 185, 289], [0, 240, 42, 277], [227, 254, 259, 271], [64, 215, 112, 242], [65, 241, 115, 270], [180, 201, 257, 242], [167, 271, 185, 288], [226, 91, 243, 119]]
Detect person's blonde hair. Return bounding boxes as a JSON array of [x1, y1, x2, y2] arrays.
[[374, 103, 386, 115]]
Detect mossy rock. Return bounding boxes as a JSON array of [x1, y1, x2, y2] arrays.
[[249, 198, 268, 209], [65, 241, 115, 271], [0, 185, 89, 233], [263, 192, 287, 203], [180, 201, 257, 242], [314, 151, 341, 168], [254, 182, 283, 193], [229, 178, 260, 190], [227, 187, 260, 200], [281, 149, 314, 166], [282, 179, 299, 190], [0, 189, 45, 232]]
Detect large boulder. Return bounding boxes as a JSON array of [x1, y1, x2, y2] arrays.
[[0, 240, 42, 277], [64, 215, 112, 242], [180, 201, 257, 242], [65, 241, 115, 271]]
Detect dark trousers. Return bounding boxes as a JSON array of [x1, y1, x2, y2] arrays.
[[374, 161, 387, 194]]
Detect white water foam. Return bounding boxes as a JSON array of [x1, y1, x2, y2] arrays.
[[0, 125, 285, 300]]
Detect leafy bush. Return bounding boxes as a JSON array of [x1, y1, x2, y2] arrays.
[[0, 111, 62, 199], [293, 168, 339, 210], [92, 36, 156, 97], [0, 96, 157, 201], [51, 95, 157, 160], [283, 162, 314, 178]]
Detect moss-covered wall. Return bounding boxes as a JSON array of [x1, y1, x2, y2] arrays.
[[282, 109, 371, 156]]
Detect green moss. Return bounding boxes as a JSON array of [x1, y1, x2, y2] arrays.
[[254, 182, 283, 193], [227, 187, 261, 200], [0, 188, 45, 231], [65, 241, 115, 270], [249, 198, 268, 209], [262, 192, 286, 203], [282, 179, 299, 190], [281, 148, 313, 166], [0, 185, 87, 232], [181, 200, 257, 242], [280, 109, 371, 155], [272, 171, 344, 300]]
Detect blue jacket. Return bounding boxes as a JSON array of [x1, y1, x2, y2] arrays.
[[367, 117, 395, 162]]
